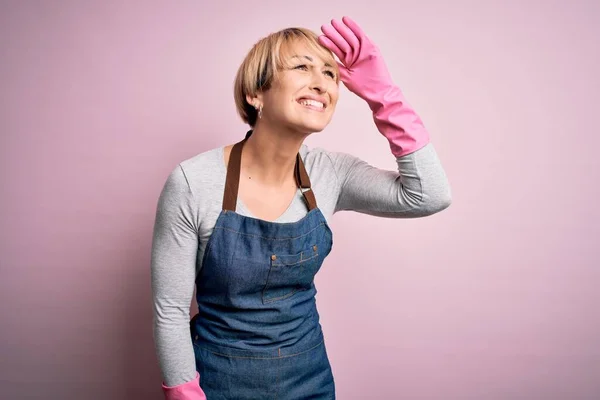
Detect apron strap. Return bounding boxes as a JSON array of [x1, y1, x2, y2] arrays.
[[222, 131, 317, 212], [222, 139, 243, 212], [294, 153, 317, 211]]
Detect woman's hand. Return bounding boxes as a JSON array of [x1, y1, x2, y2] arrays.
[[318, 16, 394, 109]]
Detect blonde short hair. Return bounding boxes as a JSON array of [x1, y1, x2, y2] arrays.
[[234, 27, 339, 127]]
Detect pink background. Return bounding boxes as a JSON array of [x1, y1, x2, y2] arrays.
[[1, 1, 599, 399]]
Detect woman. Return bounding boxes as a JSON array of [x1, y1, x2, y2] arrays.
[[151, 16, 451, 400]]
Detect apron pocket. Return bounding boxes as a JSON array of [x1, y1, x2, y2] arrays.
[[262, 244, 320, 304]]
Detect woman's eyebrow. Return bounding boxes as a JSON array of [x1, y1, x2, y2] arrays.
[[290, 55, 333, 68]]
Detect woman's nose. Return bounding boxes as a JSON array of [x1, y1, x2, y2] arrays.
[[310, 73, 326, 92]]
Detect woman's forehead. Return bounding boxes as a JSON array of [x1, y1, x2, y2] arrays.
[[280, 40, 334, 66]]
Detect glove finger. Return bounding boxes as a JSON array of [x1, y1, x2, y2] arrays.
[[331, 18, 360, 65], [318, 35, 345, 66], [341, 16, 367, 45], [320, 23, 353, 66]]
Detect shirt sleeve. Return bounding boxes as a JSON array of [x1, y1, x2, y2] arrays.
[[326, 142, 452, 218], [150, 164, 199, 387]]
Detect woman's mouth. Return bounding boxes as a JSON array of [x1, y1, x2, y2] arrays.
[[297, 98, 326, 111]]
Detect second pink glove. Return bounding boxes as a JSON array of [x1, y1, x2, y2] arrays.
[[162, 372, 207, 400]]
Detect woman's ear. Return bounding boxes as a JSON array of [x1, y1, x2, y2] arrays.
[[246, 93, 263, 109]]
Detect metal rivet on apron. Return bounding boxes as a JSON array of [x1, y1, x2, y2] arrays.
[[313, 245, 317, 252], [271, 255, 277, 261], [194, 335, 198, 340]]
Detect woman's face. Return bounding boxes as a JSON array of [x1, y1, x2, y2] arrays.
[[256, 40, 340, 135]]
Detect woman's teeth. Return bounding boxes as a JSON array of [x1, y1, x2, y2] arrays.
[[299, 99, 324, 109]]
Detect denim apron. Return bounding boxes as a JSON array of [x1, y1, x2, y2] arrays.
[[190, 132, 336, 399]]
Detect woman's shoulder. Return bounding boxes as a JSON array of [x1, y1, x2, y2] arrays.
[[300, 143, 333, 166], [300, 143, 359, 172], [178, 145, 225, 173], [160, 145, 227, 199]]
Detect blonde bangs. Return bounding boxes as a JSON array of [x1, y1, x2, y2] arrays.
[[274, 30, 339, 80]]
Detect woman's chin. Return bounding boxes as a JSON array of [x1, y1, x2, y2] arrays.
[[297, 119, 331, 134]]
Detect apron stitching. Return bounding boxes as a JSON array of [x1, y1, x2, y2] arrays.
[[211, 221, 326, 241], [263, 287, 303, 303], [272, 252, 319, 267], [199, 339, 324, 360]]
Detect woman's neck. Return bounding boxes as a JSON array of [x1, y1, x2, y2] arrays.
[[241, 123, 306, 187]]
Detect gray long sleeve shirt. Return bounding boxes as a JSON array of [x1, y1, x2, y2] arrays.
[[150, 142, 451, 386]]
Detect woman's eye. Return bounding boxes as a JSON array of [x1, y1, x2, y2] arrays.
[[293, 64, 335, 79]]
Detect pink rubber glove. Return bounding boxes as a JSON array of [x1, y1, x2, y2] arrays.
[[319, 16, 430, 157], [162, 372, 207, 400]]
